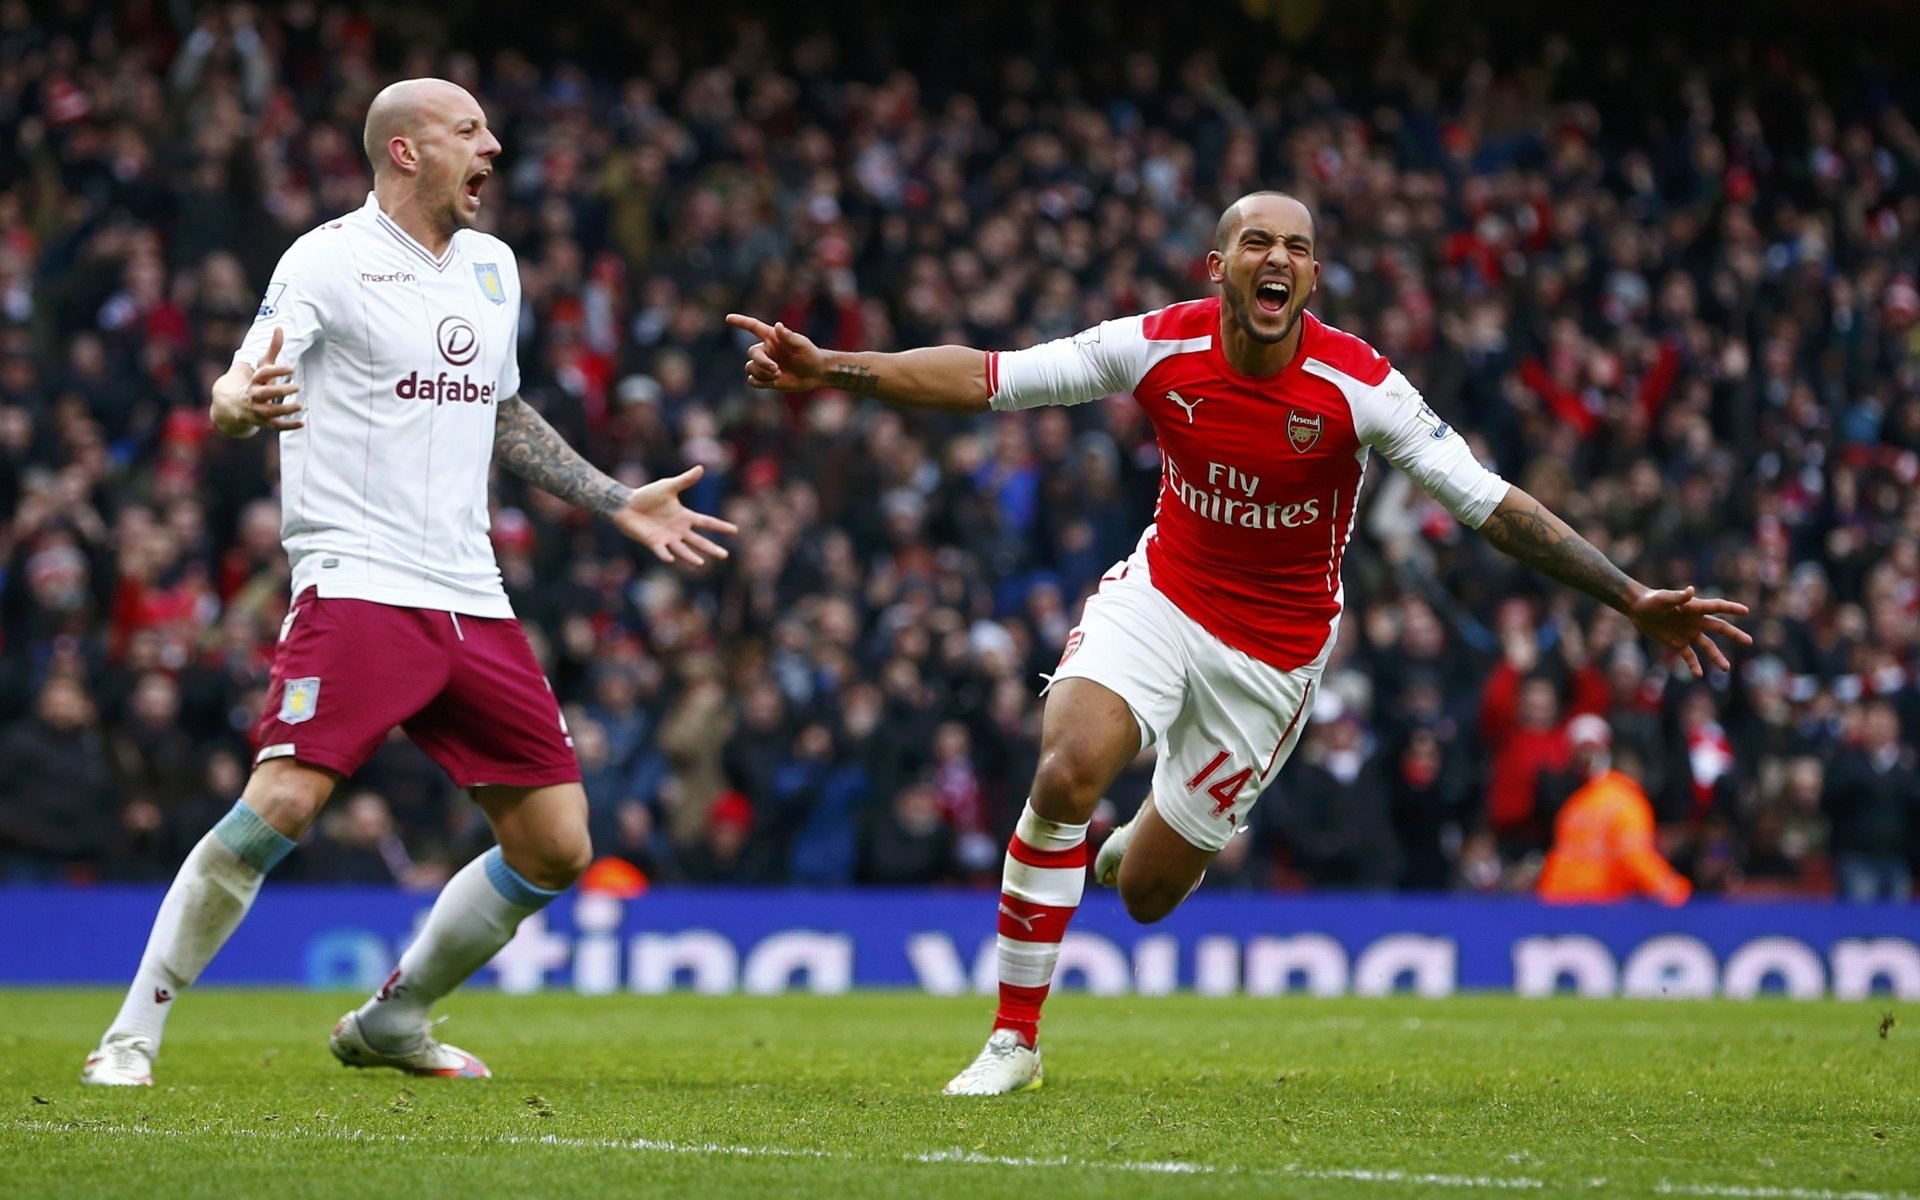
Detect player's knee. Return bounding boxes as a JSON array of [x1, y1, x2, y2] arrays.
[[521, 831, 591, 891], [1029, 751, 1106, 819], [243, 763, 334, 838], [1119, 877, 1183, 925], [562, 831, 594, 881], [1121, 889, 1179, 925]]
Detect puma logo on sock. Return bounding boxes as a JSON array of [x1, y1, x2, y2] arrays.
[[998, 902, 1037, 933]]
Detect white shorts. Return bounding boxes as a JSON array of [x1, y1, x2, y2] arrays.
[[1046, 544, 1324, 853]]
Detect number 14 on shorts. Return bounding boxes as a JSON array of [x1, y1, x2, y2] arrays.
[[1187, 749, 1254, 821]]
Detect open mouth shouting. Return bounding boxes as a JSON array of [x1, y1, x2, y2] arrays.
[[463, 168, 490, 209], [1255, 276, 1292, 316]]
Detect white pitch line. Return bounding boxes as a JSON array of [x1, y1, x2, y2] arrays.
[[1658, 1184, 1920, 1200], [1291, 1167, 1542, 1191], [9, 1120, 1544, 1189], [11, 1118, 1543, 1188], [14, 1119, 1918, 1200]]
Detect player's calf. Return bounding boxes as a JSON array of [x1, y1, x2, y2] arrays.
[[948, 676, 1137, 1093], [1113, 797, 1214, 923], [346, 845, 570, 1058], [84, 790, 306, 1084]]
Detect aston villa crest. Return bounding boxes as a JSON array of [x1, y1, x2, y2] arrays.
[[1287, 410, 1322, 453], [474, 262, 505, 304], [279, 677, 320, 725]]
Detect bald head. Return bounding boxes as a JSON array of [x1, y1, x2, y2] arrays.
[[364, 78, 481, 175], [362, 77, 500, 243], [1215, 191, 1315, 252]]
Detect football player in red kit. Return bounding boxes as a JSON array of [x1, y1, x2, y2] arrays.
[[729, 191, 1747, 1095]]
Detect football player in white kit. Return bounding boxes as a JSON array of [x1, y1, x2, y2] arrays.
[[729, 191, 1750, 1095], [81, 79, 735, 1086]]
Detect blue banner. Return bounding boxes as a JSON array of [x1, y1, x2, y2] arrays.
[[4, 887, 1916, 998]]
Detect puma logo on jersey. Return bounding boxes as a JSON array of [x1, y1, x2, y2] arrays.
[[1168, 390, 1206, 423]]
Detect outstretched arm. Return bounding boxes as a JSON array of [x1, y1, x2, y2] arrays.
[[1477, 487, 1638, 610], [494, 394, 736, 565], [727, 314, 989, 413], [494, 393, 629, 515], [1476, 485, 1750, 677]]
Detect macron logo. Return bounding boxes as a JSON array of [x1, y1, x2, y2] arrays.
[[361, 271, 417, 284], [1169, 390, 1205, 423]]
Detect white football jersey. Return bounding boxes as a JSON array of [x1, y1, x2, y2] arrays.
[[235, 194, 521, 617]]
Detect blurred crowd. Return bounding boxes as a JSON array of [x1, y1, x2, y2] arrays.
[[1, 1, 1916, 900]]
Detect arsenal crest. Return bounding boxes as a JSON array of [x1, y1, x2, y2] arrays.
[[1057, 628, 1084, 668], [1287, 410, 1322, 453]]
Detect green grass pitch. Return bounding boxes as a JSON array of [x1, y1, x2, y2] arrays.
[[1, 990, 1913, 1199]]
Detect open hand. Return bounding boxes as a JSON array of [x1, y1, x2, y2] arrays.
[[727, 313, 827, 391], [609, 465, 737, 566], [216, 326, 303, 434], [1628, 586, 1752, 677]]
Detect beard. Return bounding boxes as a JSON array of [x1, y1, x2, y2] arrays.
[[1225, 284, 1300, 345], [427, 163, 479, 231]]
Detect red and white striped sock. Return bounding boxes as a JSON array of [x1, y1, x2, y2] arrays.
[[993, 801, 1089, 1048]]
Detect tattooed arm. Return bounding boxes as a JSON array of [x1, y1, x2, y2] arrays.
[[1477, 487, 1639, 610], [1477, 485, 1750, 676], [493, 394, 632, 517], [725, 314, 990, 414], [494, 394, 736, 565]]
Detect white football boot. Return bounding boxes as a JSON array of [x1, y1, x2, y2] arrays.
[[329, 1012, 491, 1079], [943, 1029, 1043, 1095], [1094, 814, 1136, 888], [81, 1034, 156, 1086]]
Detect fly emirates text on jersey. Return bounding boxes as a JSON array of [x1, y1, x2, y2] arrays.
[[1165, 456, 1324, 530]]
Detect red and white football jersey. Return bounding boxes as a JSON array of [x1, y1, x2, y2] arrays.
[[988, 299, 1508, 671]]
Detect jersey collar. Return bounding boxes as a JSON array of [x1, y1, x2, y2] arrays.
[[364, 193, 457, 273]]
